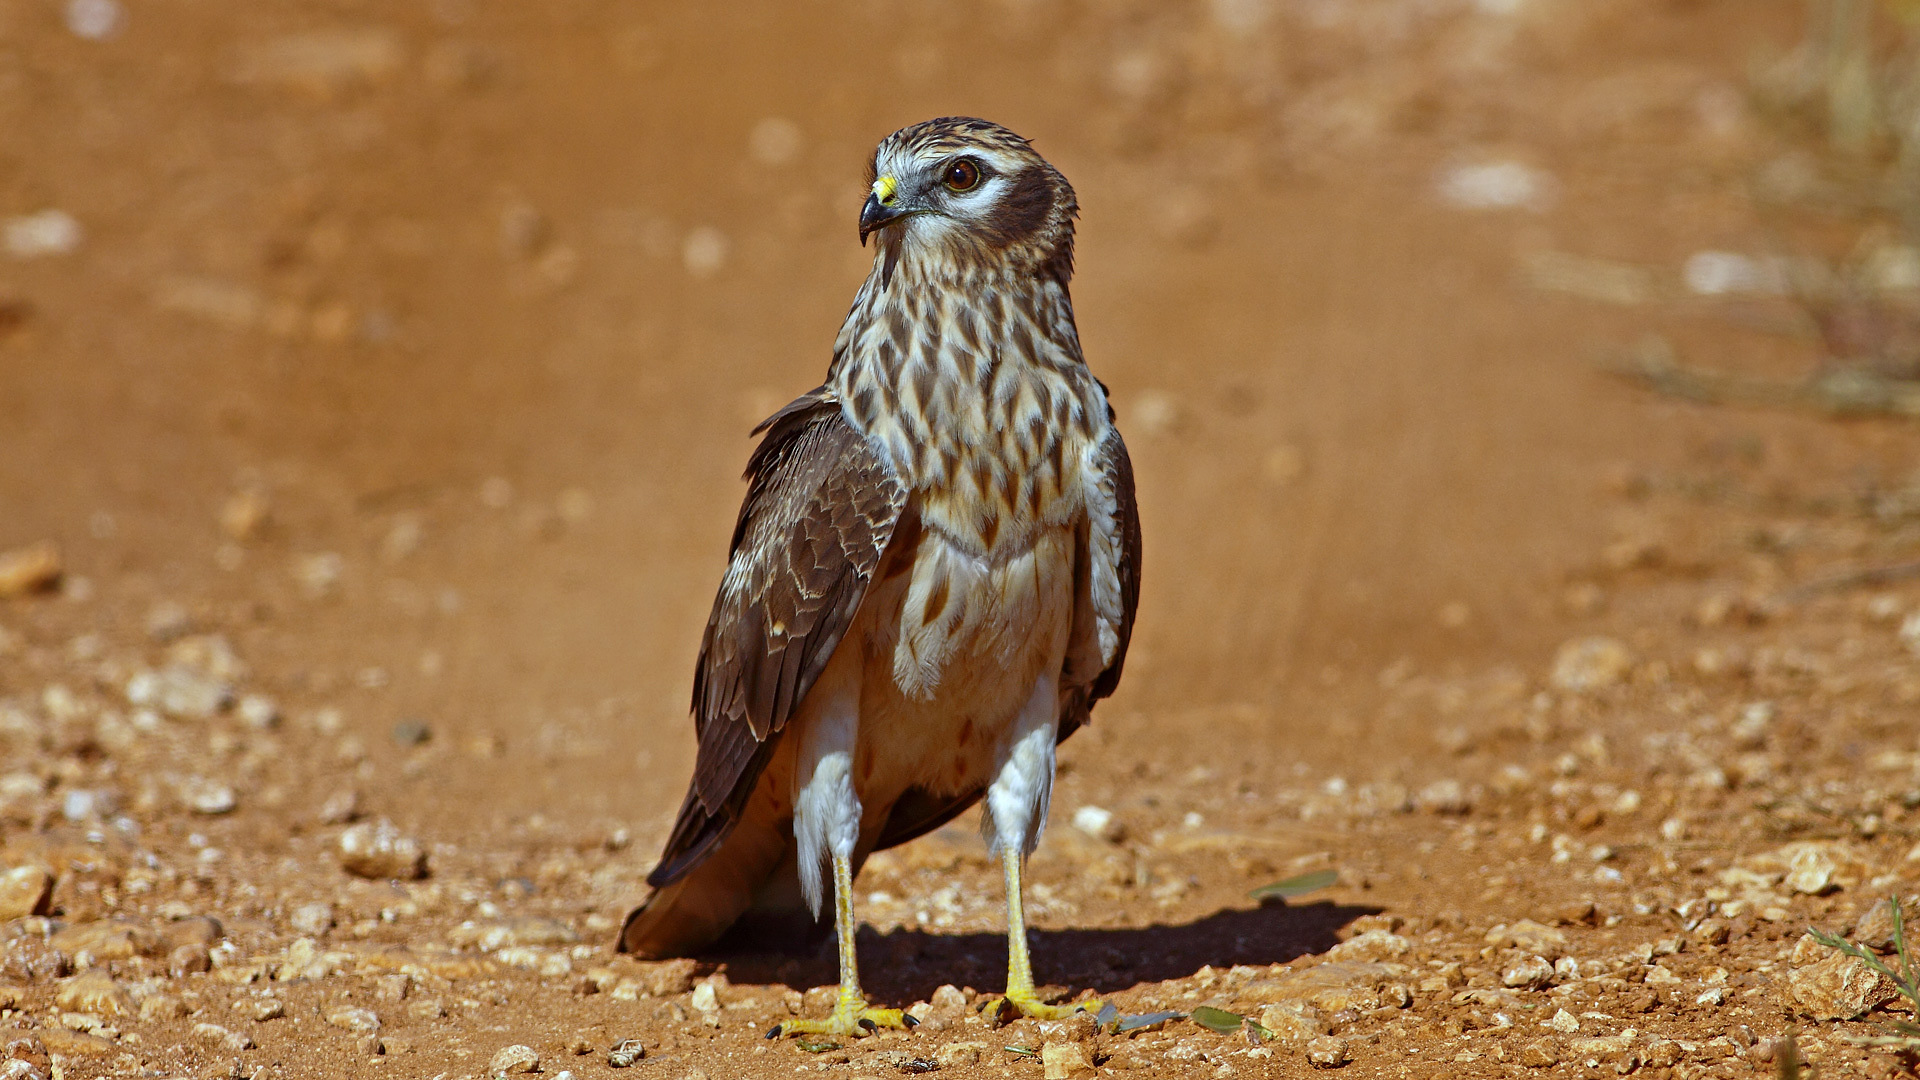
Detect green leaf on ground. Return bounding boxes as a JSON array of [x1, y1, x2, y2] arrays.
[[1005, 1045, 1038, 1058], [1250, 868, 1338, 901], [1191, 1006, 1246, 1034], [797, 1039, 842, 1054]]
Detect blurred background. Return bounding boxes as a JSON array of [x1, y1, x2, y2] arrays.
[[0, 0, 1911, 831]]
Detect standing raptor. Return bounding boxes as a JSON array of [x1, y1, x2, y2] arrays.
[[620, 116, 1141, 1037]]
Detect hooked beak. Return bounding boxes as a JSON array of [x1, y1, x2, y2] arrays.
[[859, 175, 910, 245]]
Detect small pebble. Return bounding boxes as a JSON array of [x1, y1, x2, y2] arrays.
[[490, 1044, 540, 1074], [681, 227, 728, 278], [1787, 952, 1896, 1019], [325, 1006, 381, 1035], [1519, 1038, 1560, 1068], [61, 789, 115, 822], [1785, 845, 1837, 895], [1642, 1040, 1683, 1069], [689, 981, 720, 1017], [289, 902, 335, 936], [1071, 805, 1124, 843], [317, 788, 360, 825], [1436, 161, 1553, 211], [54, 971, 128, 1016], [1502, 955, 1555, 989], [1041, 1041, 1091, 1078], [1415, 779, 1470, 815], [182, 778, 237, 816], [237, 694, 280, 730], [338, 819, 427, 880], [1305, 1035, 1349, 1068], [138, 994, 186, 1022], [191, 1023, 254, 1052], [294, 552, 344, 598], [0, 865, 53, 920], [933, 1042, 983, 1068], [2, 214, 82, 259], [64, 0, 121, 40], [220, 490, 270, 541], [391, 719, 431, 746], [163, 915, 223, 949], [1549, 636, 1632, 693], [168, 943, 211, 977], [145, 601, 192, 641], [0, 542, 60, 597]]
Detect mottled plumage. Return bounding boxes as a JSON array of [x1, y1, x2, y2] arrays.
[[620, 117, 1140, 1034]]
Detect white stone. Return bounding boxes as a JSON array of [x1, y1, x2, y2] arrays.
[[238, 694, 280, 730], [1550, 637, 1632, 693], [1436, 161, 1553, 211], [289, 903, 335, 936], [682, 227, 728, 279], [338, 819, 427, 879], [1683, 251, 1792, 296], [489, 1044, 539, 1074], [4, 210, 82, 258], [182, 778, 237, 815], [1072, 805, 1123, 843]]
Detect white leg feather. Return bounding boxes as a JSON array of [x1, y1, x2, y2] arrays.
[[983, 669, 1059, 859], [793, 662, 863, 918]]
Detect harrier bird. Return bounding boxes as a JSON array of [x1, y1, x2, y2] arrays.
[[620, 117, 1141, 1038]]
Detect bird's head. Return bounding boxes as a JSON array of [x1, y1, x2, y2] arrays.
[[859, 117, 1077, 281]]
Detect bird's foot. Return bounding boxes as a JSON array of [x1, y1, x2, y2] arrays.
[[766, 995, 915, 1040], [980, 989, 1104, 1027]]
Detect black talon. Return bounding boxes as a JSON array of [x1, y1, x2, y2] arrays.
[[904, 1014, 920, 1028], [858, 1017, 878, 1032], [765, 1025, 783, 1039]]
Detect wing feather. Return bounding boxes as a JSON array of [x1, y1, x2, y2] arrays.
[[1085, 426, 1142, 704], [648, 387, 906, 889]]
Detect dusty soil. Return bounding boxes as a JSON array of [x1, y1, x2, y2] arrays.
[[7, 0, 1920, 1077]]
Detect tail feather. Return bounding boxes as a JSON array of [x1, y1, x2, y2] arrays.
[[621, 799, 820, 957]]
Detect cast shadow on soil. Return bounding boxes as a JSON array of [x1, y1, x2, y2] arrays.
[[713, 898, 1379, 1004]]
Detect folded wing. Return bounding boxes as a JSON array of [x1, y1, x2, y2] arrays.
[[645, 388, 908, 889]]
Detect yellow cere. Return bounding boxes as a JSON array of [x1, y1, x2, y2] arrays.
[[872, 176, 898, 205]]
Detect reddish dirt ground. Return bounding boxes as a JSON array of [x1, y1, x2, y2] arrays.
[[8, 0, 1920, 1077]]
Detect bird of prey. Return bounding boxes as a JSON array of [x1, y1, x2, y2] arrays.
[[620, 116, 1141, 1038]]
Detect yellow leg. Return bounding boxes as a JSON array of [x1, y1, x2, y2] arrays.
[[768, 852, 913, 1039], [980, 848, 1103, 1025]]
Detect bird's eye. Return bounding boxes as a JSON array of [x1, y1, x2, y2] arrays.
[[942, 158, 983, 193]]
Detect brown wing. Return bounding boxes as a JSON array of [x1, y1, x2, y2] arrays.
[[871, 424, 1142, 853], [646, 388, 907, 889], [1078, 425, 1143, 711]]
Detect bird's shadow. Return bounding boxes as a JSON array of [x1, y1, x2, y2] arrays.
[[710, 898, 1378, 1004]]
